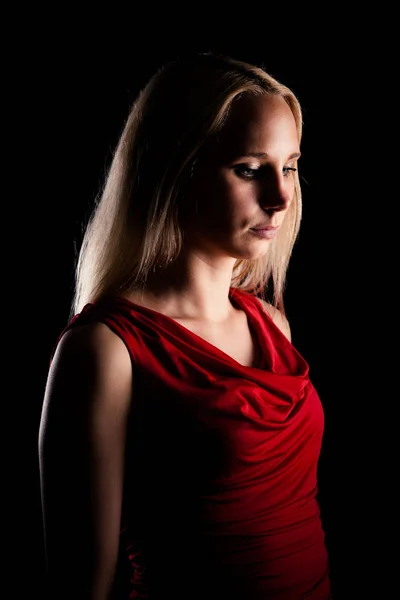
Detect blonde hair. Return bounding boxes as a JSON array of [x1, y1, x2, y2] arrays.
[[71, 52, 303, 318]]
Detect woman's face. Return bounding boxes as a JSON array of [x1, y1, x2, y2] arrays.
[[181, 93, 301, 261]]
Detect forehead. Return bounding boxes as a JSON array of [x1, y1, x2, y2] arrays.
[[210, 93, 299, 160]]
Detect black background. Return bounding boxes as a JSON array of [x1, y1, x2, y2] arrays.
[[8, 18, 394, 599]]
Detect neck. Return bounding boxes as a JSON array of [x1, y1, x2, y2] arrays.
[[135, 250, 238, 323]]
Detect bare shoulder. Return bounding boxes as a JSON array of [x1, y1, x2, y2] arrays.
[[39, 324, 133, 597], [44, 321, 133, 415], [255, 297, 292, 342], [54, 320, 130, 366]]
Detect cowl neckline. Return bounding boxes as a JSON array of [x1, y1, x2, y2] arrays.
[[87, 288, 311, 408]]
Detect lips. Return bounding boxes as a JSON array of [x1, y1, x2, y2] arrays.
[[249, 225, 280, 240], [251, 225, 279, 231]]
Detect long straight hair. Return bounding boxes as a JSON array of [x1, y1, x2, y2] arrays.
[[71, 52, 303, 318]]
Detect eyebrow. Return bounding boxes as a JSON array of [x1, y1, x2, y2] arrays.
[[243, 152, 301, 160]]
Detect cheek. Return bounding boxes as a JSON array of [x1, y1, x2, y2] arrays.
[[181, 168, 255, 231], [288, 180, 297, 205], [279, 179, 297, 210], [189, 173, 235, 216]]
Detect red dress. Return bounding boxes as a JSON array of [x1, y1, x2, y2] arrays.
[[56, 287, 331, 599]]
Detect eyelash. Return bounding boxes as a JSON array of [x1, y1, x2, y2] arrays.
[[234, 166, 297, 179]]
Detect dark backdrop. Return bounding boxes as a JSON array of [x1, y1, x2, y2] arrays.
[[10, 28, 392, 600]]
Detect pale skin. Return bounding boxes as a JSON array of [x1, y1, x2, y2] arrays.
[[128, 93, 299, 364], [38, 93, 300, 599]]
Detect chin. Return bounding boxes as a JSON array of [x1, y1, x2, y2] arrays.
[[231, 245, 270, 261]]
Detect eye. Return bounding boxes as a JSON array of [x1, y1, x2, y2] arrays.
[[283, 167, 297, 178], [233, 165, 260, 179]]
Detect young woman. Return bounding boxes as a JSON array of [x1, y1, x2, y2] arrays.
[[39, 52, 331, 599]]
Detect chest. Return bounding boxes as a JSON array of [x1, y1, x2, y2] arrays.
[[174, 312, 262, 368]]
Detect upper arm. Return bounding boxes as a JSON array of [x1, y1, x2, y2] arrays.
[[38, 322, 133, 599], [256, 298, 292, 342]]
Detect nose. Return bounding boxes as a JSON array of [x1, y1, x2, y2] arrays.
[[259, 173, 292, 213]]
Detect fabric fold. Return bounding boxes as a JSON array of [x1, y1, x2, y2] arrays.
[[53, 287, 330, 599]]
